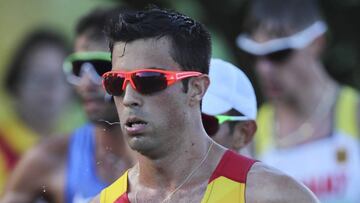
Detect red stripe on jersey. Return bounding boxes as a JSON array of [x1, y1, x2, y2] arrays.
[[114, 192, 130, 203], [0, 131, 19, 170], [208, 150, 256, 183]]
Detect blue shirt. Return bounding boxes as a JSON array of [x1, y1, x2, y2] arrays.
[[65, 123, 108, 203]]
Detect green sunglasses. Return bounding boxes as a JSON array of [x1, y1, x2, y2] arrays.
[[63, 51, 111, 85], [215, 115, 249, 124], [202, 114, 249, 136]]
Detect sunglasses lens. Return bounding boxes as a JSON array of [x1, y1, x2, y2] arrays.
[[132, 71, 167, 94], [71, 61, 83, 76], [266, 49, 293, 63], [72, 60, 111, 77], [103, 74, 125, 96], [201, 113, 220, 136]]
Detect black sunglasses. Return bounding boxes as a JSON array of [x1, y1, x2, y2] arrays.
[[63, 52, 112, 85], [247, 48, 294, 64]]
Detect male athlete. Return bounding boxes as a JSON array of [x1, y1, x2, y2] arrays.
[[237, 0, 360, 202], [202, 58, 257, 155], [2, 8, 134, 203], [91, 8, 318, 203]]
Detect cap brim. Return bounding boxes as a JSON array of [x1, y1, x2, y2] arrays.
[[202, 92, 232, 115]]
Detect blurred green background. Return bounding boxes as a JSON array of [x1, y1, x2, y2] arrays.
[[1, 0, 360, 103]]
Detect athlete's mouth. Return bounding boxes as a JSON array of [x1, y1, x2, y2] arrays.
[[125, 117, 148, 128]]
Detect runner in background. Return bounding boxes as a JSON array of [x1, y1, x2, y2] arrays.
[[1, 7, 134, 203], [237, 0, 360, 202], [0, 30, 80, 193], [202, 58, 257, 156]]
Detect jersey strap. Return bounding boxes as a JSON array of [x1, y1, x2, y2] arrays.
[[335, 86, 359, 139], [100, 170, 129, 203], [201, 150, 256, 203]]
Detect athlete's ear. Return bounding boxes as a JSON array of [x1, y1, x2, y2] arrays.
[[188, 74, 210, 107], [232, 121, 257, 151]]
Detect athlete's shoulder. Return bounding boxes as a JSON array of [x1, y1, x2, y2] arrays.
[[90, 194, 100, 203], [18, 134, 69, 170], [2, 135, 70, 202], [246, 162, 319, 203], [20, 135, 69, 174], [29, 134, 71, 167], [208, 150, 256, 185]]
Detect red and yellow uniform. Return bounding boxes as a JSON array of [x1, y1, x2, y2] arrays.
[[100, 150, 256, 203], [0, 110, 39, 194]]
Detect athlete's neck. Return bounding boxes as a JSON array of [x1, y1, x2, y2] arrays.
[[273, 67, 339, 146], [129, 138, 225, 202], [94, 125, 134, 183], [275, 68, 338, 118], [136, 136, 224, 184]]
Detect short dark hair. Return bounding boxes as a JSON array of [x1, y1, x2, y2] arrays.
[[4, 29, 70, 96], [105, 7, 211, 74], [76, 7, 131, 43], [244, 0, 323, 37]]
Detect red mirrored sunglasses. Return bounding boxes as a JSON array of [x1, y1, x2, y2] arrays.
[[102, 69, 202, 96]]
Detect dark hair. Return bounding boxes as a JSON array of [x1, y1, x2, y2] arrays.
[[76, 6, 132, 43], [4, 29, 70, 96], [105, 7, 211, 75], [244, 0, 323, 37]]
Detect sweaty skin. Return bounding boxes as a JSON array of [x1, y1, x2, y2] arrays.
[[90, 37, 319, 203]]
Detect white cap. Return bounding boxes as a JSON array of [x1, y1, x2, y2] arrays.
[[236, 21, 327, 55], [202, 58, 257, 120]]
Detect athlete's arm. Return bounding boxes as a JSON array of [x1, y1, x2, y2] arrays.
[[1, 136, 68, 203], [90, 194, 100, 203], [246, 162, 319, 203]]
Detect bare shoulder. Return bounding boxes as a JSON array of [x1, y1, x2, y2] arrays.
[[246, 162, 319, 203], [18, 134, 70, 174], [90, 194, 100, 203], [1, 135, 70, 202]]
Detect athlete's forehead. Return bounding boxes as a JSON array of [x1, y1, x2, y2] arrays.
[[112, 37, 182, 71], [74, 34, 108, 52]]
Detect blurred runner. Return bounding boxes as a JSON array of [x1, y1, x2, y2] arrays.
[[0, 30, 77, 193], [237, 0, 360, 202], [202, 58, 257, 155], [1, 7, 134, 203]]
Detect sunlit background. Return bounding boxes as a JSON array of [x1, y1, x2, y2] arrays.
[[0, 0, 360, 195]]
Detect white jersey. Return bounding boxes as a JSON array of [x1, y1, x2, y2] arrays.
[[255, 87, 360, 203]]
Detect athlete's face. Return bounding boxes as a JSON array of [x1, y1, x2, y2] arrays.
[[211, 120, 252, 152], [16, 43, 70, 125], [211, 122, 233, 149], [73, 34, 118, 123], [111, 37, 192, 157], [250, 30, 318, 102]]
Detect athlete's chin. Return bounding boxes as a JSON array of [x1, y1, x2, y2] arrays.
[[127, 137, 160, 158]]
